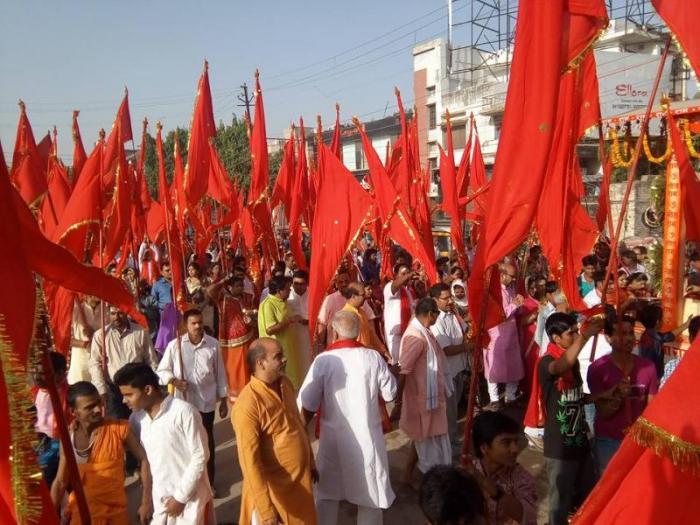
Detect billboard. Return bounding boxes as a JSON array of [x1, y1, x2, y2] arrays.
[[595, 49, 673, 120]]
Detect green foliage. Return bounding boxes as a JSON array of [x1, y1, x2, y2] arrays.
[[141, 115, 283, 203]]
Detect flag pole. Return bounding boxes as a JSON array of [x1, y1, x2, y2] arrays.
[[36, 287, 92, 525], [600, 38, 671, 302], [159, 124, 186, 392], [97, 129, 109, 378], [461, 264, 495, 463]]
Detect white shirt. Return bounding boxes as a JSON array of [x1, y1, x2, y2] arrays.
[[431, 311, 468, 380], [383, 282, 415, 362], [287, 288, 309, 320], [298, 346, 397, 509], [579, 335, 612, 394], [130, 396, 212, 523], [534, 303, 555, 355], [89, 323, 158, 395], [157, 334, 228, 413], [583, 288, 602, 308]]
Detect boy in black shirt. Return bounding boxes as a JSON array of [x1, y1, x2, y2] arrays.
[[539, 312, 602, 525]]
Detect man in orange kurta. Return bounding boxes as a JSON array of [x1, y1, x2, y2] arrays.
[[50, 381, 153, 525], [341, 282, 391, 361], [232, 338, 317, 525]]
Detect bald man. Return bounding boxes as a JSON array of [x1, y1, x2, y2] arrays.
[[299, 311, 396, 524], [483, 263, 525, 408], [232, 338, 317, 525]]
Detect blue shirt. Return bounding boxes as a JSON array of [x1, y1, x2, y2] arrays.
[[151, 277, 173, 311]]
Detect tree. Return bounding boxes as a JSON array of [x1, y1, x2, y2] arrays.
[[142, 114, 283, 202]]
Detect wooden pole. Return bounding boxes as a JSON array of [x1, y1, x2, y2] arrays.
[[599, 38, 671, 302], [36, 290, 91, 525], [460, 264, 496, 463]]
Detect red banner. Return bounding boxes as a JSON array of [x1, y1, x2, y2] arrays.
[[660, 156, 683, 331]]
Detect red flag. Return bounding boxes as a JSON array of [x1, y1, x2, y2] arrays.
[[52, 142, 103, 260], [668, 113, 700, 242], [392, 89, 414, 217], [439, 111, 467, 267], [409, 113, 436, 263], [36, 132, 52, 168], [247, 72, 279, 267], [156, 124, 187, 312], [146, 200, 165, 244], [207, 140, 235, 206], [652, 0, 700, 77], [469, 0, 607, 330], [99, 130, 133, 266], [72, 110, 87, 184], [10, 101, 48, 207], [270, 132, 296, 218], [185, 61, 216, 208], [308, 143, 374, 339], [40, 131, 72, 237], [102, 90, 133, 190], [137, 118, 152, 211], [467, 123, 488, 216], [354, 117, 437, 281], [330, 103, 342, 159], [248, 70, 269, 206], [287, 120, 310, 270], [572, 336, 700, 524]]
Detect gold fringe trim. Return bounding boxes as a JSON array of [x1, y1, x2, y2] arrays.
[[629, 416, 700, 476], [0, 316, 43, 523]]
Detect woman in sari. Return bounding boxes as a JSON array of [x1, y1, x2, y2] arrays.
[[206, 276, 256, 402]]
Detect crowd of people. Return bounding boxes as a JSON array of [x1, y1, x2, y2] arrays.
[[32, 235, 699, 524]]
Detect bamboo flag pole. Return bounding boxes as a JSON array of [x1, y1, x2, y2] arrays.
[[599, 38, 671, 302]]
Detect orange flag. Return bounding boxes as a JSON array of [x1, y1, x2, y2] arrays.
[[10, 101, 48, 207], [185, 61, 217, 209], [439, 111, 467, 267], [354, 116, 437, 281], [308, 142, 374, 339], [469, 0, 608, 330], [71, 110, 87, 184]]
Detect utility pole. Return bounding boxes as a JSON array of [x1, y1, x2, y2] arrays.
[[237, 82, 254, 120]]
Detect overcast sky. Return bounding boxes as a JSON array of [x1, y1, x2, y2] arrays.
[[0, 0, 453, 161]]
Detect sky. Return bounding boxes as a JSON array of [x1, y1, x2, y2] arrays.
[[0, 0, 454, 162]]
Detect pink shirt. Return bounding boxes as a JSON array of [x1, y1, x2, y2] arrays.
[[398, 324, 448, 441], [318, 291, 375, 345], [587, 354, 659, 440], [34, 389, 55, 437]]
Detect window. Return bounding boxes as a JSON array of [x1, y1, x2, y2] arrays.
[[428, 104, 437, 130], [443, 124, 466, 146]]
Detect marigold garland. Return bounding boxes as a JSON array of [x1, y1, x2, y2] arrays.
[[642, 127, 672, 164], [680, 119, 700, 159], [609, 128, 633, 168]]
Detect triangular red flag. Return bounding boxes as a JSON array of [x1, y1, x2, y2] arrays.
[[308, 142, 374, 339], [185, 61, 217, 208], [71, 110, 88, 185], [10, 101, 48, 207], [668, 113, 700, 242]]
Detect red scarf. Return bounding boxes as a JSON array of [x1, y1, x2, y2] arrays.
[[399, 286, 412, 332], [524, 343, 576, 427], [324, 339, 364, 352]]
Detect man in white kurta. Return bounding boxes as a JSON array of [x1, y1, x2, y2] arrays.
[[383, 264, 415, 363], [287, 270, 312, 377], [119, 363, 213, 525], [299, 311, 397, 525]]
